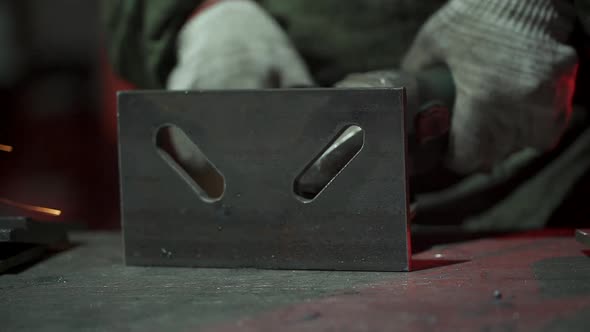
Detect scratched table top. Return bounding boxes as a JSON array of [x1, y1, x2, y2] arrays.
[[1, 230, 589, 331]]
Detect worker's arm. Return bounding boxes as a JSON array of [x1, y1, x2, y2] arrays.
[[102, 0, 203, 88], [103, 0, 313, 89]]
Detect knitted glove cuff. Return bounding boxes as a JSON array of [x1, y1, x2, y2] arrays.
[[441, 0, 575, 41]]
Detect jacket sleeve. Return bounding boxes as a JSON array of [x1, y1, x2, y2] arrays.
[[102, 0, 205, 88], [576, 0, 590, 33]]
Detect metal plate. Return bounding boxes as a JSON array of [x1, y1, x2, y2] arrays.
[[118, 89, 410, 271]]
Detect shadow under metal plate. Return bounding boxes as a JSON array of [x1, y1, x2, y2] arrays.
[[118, 89, 410, 271]]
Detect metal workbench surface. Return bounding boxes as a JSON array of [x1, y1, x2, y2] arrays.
[[1, 231, 589, 331]]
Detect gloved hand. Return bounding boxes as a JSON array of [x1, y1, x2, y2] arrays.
[[401, 0, 579, 173], [167, 0, 314, 89], [337, 67, 457, 178]]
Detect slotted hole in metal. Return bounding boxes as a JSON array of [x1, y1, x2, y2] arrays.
[[293, 125, 364, 203], [155, 124, 225, 203]]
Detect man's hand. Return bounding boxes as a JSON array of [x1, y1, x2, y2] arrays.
[[167, 0, 313, 89], [402, 0, 579, 173], [336, 67, 456, 176]]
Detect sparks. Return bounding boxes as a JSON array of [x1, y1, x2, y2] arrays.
[[0, 144, 13, 152], [0, 197, 62, 216]]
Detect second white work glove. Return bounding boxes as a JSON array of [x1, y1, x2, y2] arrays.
[[167, 0, 313, 89], [402, 0, 579, 173]]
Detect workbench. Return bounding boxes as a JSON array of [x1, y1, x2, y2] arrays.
[[1, 231, 589, 331]]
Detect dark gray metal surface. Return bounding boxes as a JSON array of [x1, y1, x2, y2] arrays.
[[0, 232, 395, 331], [118, 89, 410, 271], [0, 217, 70, 273], [0, 244, 46, 274], [1, 232, 588, 332], [0, 216, 68, 245]]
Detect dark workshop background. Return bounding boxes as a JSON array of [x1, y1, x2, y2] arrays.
[[0, 0, 588, 230], [0, 0, 122, 229]]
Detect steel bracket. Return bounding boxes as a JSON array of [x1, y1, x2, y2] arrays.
[[118, 89, 410, 271]]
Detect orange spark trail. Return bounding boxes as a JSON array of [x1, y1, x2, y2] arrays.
[[0, 197, 62, 216], [0, 144, 13, 152]]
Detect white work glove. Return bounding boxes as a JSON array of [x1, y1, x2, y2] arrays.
[[167, 0, 313, 89], [402, 0, 579, 173]]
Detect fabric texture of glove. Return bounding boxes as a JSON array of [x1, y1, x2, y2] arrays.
[[167, 0, 314, 89], [402, 0, 579, 173]]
